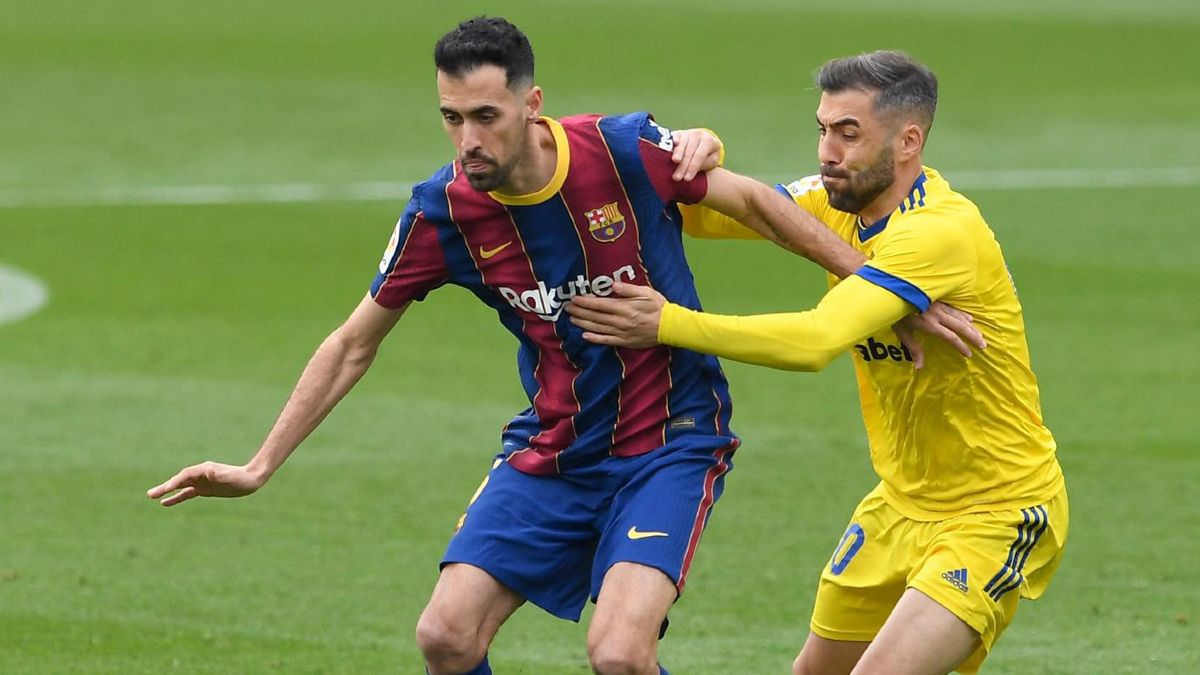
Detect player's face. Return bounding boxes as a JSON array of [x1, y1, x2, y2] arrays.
[[815, 89, 897, 215], [437, 65, 538, 192]]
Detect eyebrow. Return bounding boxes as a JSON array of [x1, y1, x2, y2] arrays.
[[816, 115, 861, 128], [440, 104, 502, 116]]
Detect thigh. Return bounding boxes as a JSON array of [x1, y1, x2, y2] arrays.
[[590, 441, 736, 600], [851, 587, 978, 675], [421, 562, 525, 644], [906, 489, 1069, 673], [810, 490, 912, 643], [792, 632, 869, 675], [443, 457, 602, 621], [588, 562, 678, 656]]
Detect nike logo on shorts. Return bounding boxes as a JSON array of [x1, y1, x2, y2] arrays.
[[627, 526, 669, 540]]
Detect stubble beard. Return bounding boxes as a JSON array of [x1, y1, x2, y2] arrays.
[[464, 155, 516, 192], [824, 144, 896, 215], [463, 129, 526, 192]]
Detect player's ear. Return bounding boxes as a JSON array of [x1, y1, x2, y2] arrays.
[[525, 85, 543, 124], [899, 122, 924, 160]]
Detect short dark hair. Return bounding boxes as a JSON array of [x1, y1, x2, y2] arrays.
[[816, 51, 938, 131], [434, 17, 534, 89]]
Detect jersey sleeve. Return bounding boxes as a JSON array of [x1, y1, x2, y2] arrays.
[[678, 203, 765, 240], [636, 116, 709, 204], [776, 174, 853, 233], [369, 190, 450, 309], [854, 213, 976, 312], [657, 274, 912, 371], [676, 173, 833, 241]]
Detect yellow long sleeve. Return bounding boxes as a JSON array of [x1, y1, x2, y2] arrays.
[[678, 203, 765, 240], [658, 275, 914, 371]]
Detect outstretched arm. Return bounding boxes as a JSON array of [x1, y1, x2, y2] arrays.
[[147, 294, 407, 506], [568, 277, 916, 372], [699, 167, 866, 278], [669, 130, 984, 361]]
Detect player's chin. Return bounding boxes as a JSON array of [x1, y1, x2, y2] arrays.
[[826, 190, 860, 214], [465, 171, 501, 191]]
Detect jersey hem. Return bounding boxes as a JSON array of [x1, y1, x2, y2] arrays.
[[808, 621, 876, 643], [875, 470, 1066, 522]]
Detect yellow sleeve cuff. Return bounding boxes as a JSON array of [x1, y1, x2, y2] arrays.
[[658, 302, 692, 346]]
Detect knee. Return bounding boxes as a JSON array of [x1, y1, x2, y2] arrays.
[[415, 607, 486, 673], [792, 652, 809, 675], [587, 631, 655, 675]]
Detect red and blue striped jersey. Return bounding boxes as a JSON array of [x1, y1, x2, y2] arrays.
[[370, 112, 736, 475]]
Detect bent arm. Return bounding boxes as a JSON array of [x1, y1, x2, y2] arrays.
[[657, 275, 912, 371], [245, 294, 406, 481], [698, 168, 865, 278]]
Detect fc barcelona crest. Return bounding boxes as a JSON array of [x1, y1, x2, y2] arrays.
[[585, 202, 626, 243]]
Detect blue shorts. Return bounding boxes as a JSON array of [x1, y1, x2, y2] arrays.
[[442, 438, 737, 621]]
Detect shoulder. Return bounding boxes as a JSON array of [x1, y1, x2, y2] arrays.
[[410, 163, 456, 201], [582, 112, 676, 150], [777, 174, 848, 234], [885, 169, 983, 242], [404, 162, 458, 223], [778, 174, 827, 202]]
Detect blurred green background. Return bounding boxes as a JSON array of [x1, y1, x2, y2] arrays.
[[2, 1, 1197, 672]]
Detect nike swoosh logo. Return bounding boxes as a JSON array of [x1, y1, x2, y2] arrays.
[[627, 526, 669, 540], [479, 241, 513, 259]]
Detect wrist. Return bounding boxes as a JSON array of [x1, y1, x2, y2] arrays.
[[243, 456, 276, 486]]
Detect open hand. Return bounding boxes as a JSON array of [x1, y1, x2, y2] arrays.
[[147, 461, 266, 507], [894, 301, 986, 369], [565, 283, 666, 349]]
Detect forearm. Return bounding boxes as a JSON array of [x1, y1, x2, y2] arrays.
[[657, 275, 912, 371], [700, 169, 865, 278], [658, 308, 837, 371], [742, 180, 865, 277], [245, 331, 377, 480]]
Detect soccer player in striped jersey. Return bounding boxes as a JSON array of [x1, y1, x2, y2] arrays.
[[568, 51, 1068, 674], [145, 17, 932, 675]]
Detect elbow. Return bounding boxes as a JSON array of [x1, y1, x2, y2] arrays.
[[325, 328, 379, 369], [777, 350, 836, 372], [773, 327, 847, 372], [806, 350, 840, 372]]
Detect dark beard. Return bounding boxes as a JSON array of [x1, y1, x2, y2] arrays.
[[463, 148, 522, 192], [464, 160, 509, 192], [825, 145, 895, 214], [458, 131, 525, 190]]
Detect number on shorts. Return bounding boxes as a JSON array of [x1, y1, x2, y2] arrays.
[[829, 523, 865, 576]]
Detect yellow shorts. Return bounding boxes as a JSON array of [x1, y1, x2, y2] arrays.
[[810, 485, 1069, 673]]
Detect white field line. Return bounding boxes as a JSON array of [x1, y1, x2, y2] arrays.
[[0, 265, 50, 327], [0, 181, 414, 209], [0, 167, 1198, 209]]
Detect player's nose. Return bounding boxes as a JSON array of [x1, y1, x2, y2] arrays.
[[459, 122, 483, 153], [817, 136, 840, 166]]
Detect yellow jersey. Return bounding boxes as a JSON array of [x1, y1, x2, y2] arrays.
[[670, 167, 1063, 518]]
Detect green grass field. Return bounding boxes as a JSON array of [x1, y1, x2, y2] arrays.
[[3, 1, 1198, 672]]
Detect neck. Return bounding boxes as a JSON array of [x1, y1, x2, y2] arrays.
[[859, 160, 924, 224], [496, 119, 557, 196]]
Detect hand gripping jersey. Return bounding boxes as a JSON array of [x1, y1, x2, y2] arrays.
[[676, 168, 1063, 518], [370, 114, 737, 475]]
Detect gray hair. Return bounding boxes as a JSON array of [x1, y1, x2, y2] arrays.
[[816, 51, 938, 131]]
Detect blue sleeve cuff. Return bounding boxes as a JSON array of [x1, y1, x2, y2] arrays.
[[855, 265, 931, 312], [774, 183, 791, 198]]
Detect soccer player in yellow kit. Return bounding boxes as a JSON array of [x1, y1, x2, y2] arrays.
[[566, 51, 1068, 674]]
